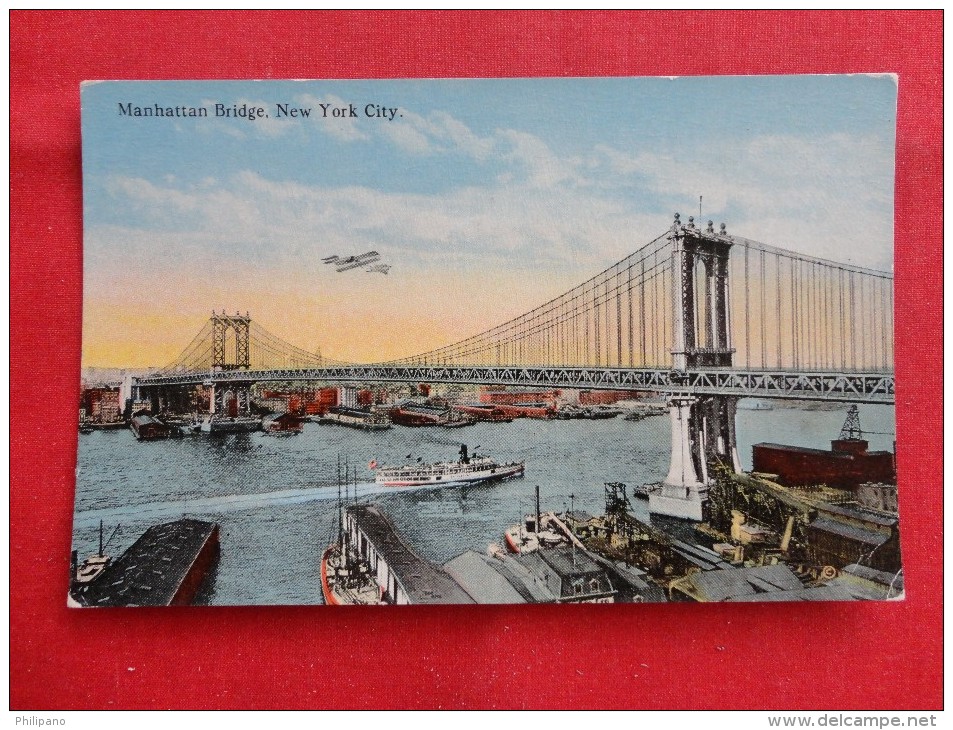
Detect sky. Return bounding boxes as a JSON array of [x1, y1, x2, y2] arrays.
[[80, 76, 897, 367]]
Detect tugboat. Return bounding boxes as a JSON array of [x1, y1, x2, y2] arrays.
[[69, 520, 119, 606], [503, 485, 569, 554], [320, 463, 383, 606], [370, 445, 524, 488]]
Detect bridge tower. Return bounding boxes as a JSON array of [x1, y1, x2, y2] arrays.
[[212, 312, 251, 370], [208, 311, 253, 417], [651, 214, 742, 521]]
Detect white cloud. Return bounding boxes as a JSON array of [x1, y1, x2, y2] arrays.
[[588, 132, 894, 269], [108, 177, 198, 212], [497, 129, 579, 189], [98, 115, 896, 323], [377, 108, 497, 159], [98, 167, 662, 283], [378, 118, 434, 154], [376, 111, 587, 192]]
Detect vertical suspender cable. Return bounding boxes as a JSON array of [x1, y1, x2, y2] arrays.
[[849, 271, 856, 368], [788, 256, 796, 368], [627, 260, 634, 368], [838, 268, 846, 370], [760, 249, 766, 369], [593, 282, 600, 367], [881, 277, 889, 370], [820, 264, 827, 370], [581, 282, 592, 365], [616, 267, 623, 368], [744, 244, 750, 370], [775, 252, 782, 368], [858, 275, 866, 369], [640, 257, 647, 366], [809, 261, 816, 370], [653, 258, 659, 365]]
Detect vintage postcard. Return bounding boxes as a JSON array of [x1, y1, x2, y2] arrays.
[[72, 77, 899, 606]]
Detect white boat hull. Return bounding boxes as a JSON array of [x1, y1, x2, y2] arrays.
[[376, 462, 524, 488]]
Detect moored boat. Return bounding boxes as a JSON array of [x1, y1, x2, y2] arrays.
[[320, 462, 384, 606], [70, 520, 117, 592], [319, 406, 391, 431], [555, 405, 623, 420], [503, 485, 569, 554], [630, 482, 662, 499], [321, 543, 383, 606]]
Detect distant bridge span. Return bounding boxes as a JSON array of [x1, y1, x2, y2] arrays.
[[139, 365, 894, 404]]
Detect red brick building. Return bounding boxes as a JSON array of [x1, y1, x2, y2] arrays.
[[479, 387, 561, 406], [752, 439, 895, 490], [82, 388, 122, 423], [261, 388, 340, 415]]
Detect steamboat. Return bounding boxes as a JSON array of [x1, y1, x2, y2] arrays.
[[370, 445, 524, 488]]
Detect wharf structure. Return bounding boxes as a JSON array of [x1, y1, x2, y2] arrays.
[[344, 505, 474, 604], [319, 405, 391, 430], [262, 411, 303, 434], [451, 403, 514, 422], [558, 480, 901, 601], [751, 405, 896, 491], [69, 519, 219, 607], [703, 465, 901, 575], [388, 402, 474, 427]]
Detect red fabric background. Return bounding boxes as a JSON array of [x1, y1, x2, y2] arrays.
[[10, 11, 942, 710]]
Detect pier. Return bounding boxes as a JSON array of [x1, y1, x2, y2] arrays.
[[344, 505, 474, 605]]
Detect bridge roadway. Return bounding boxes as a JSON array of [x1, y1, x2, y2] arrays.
[[136, 365, 895, 404]]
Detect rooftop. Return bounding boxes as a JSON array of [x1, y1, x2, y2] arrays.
[[671, 564, 806, 602], [807, 518, 891, 547]]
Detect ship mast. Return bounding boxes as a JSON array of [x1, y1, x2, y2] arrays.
[[336, 455, 343, 550]]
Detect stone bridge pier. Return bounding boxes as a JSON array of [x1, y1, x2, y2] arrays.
[[652, 394, 741, 520]]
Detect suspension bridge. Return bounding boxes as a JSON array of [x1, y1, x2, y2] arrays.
[[130, 214, 895, 518]]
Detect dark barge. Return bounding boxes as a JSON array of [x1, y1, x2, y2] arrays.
[[69, 519, 220, 607]]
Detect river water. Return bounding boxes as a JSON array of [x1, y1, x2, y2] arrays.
[[72, 401, 895, 605]]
